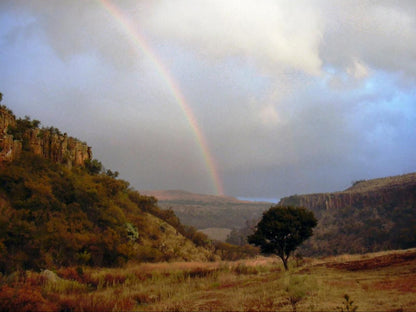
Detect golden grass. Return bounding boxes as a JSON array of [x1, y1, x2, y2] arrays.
[[1, 249, 415, 311]]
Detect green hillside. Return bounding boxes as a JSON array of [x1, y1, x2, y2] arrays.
[[0, 106, 221, 273], [279, 174, 416, 256], [227, 173, 416, 256]]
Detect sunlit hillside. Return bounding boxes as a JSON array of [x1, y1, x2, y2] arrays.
[[0, 106, 256, 273]]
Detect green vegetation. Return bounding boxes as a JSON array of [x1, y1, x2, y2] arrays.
[[297, 200, 416, 256], [273, 174, 416, 256], [0, 150, 259, 272], [337, 294, 358, 312], [248, 206, 317, 270], [0, 105, 260, 273], [0, 152, 171, 271], [7, 115, 40, 141], [2, 103, 416, 311]]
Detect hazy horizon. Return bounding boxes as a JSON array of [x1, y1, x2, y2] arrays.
[[1, 1, 415, 199]]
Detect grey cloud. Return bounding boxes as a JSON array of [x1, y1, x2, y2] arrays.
[[1, 0, 416, 198]]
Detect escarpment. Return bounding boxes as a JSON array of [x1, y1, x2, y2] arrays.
[[0, 105, 91, 167], [279, 173, 416, 217], [278, 173, 416, 255]]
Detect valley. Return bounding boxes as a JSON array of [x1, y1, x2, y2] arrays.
[[1, 104, 416, 311], [141, 189, 271, 240]]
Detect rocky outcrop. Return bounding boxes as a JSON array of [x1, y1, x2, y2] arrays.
[[278, 173, 416, 255], [0, 105, 91, 167], [24, 128, 92, 167], [279, 173, 416, 217], [0, 106, 22, 162]]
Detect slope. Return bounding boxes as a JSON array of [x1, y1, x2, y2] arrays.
[[0, 105, 215, 273], [141, 190, 271, 233], [278, 173, 416, 255]]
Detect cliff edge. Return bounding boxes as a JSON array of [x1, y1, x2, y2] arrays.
[[0, 105, 91, 167], [278, 173, 416, 255]]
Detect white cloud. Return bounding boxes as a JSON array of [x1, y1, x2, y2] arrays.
[[347, 59, 370, 79], [145, 0, 324, 75], [320, 0, 416, 77]]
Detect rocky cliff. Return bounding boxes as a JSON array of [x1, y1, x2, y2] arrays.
[[279, 173, 416, 217], [278, 173, 416, 255], [0, 105, 91, 167]]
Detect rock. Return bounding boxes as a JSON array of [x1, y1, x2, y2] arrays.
[[278, 172, 416, 218], [41, 269, 60, 283], [0, 105, 91, 167]]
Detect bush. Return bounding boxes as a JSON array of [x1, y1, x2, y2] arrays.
[[0, 284, 58, 312]]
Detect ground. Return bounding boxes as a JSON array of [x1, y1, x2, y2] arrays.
[[1, 248, 415, 311]]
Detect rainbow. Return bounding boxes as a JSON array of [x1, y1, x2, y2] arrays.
[[97, 0, 224, 195]]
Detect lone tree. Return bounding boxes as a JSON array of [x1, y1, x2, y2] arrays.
[[248, 205, 317, 270]]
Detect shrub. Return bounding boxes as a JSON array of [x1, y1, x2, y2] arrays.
[[0, 284, 58, 312], [337, 294, 358, 312]]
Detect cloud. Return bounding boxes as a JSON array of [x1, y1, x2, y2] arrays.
[[320, 0, 416, 78], [1, 0, 147, 69], [145, 0, 324, 75], [258, 104, 280, 127], [4, 0, 416, 79], [347, 59, 370, 79], [1, 0, 416, 198]]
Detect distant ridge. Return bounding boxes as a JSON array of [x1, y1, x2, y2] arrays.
[[142, 189, 271, 204], [278, 172, 416, 256], [141, 189, 271, 235], [344, 172, 416, 193]]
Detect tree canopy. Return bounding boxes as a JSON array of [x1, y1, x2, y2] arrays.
[[248, 205, 317, 270]]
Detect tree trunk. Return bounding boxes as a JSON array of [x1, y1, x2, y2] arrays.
[[280, 255, 289, 270]]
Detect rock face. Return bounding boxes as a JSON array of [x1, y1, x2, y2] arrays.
[[23, 128, 92, 167], [0, 107, 22, 162], [279, 173, 416, 217], [278, 173, 416, 255], [0, 106, 91, 167]]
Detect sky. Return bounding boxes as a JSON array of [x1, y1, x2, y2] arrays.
[[1, 0, 416, 201]]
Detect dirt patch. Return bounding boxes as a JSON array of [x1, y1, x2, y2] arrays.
[[326, 251, 416, 271], [372, 276, 416, 293]]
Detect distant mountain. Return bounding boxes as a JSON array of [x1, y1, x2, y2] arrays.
[[141, 189, 268, 204], [141, 190, 271, 238], [279, 173, 416, 256]]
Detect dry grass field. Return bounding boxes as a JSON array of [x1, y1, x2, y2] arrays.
[[1, 248, 416, 311]]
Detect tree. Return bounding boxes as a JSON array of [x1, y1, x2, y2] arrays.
[[248, 205, 317, 270], [84, 158, 103, 175]]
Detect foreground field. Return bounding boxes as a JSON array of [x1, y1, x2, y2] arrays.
[[1, 249, 415, 311]]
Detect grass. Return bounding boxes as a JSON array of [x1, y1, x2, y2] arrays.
[[1, 248, 415, 311]]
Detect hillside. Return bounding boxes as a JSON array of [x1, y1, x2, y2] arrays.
[[278, 173, 416, 255], [141, 190, 271, 235], [0, 105, 220, 273]]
